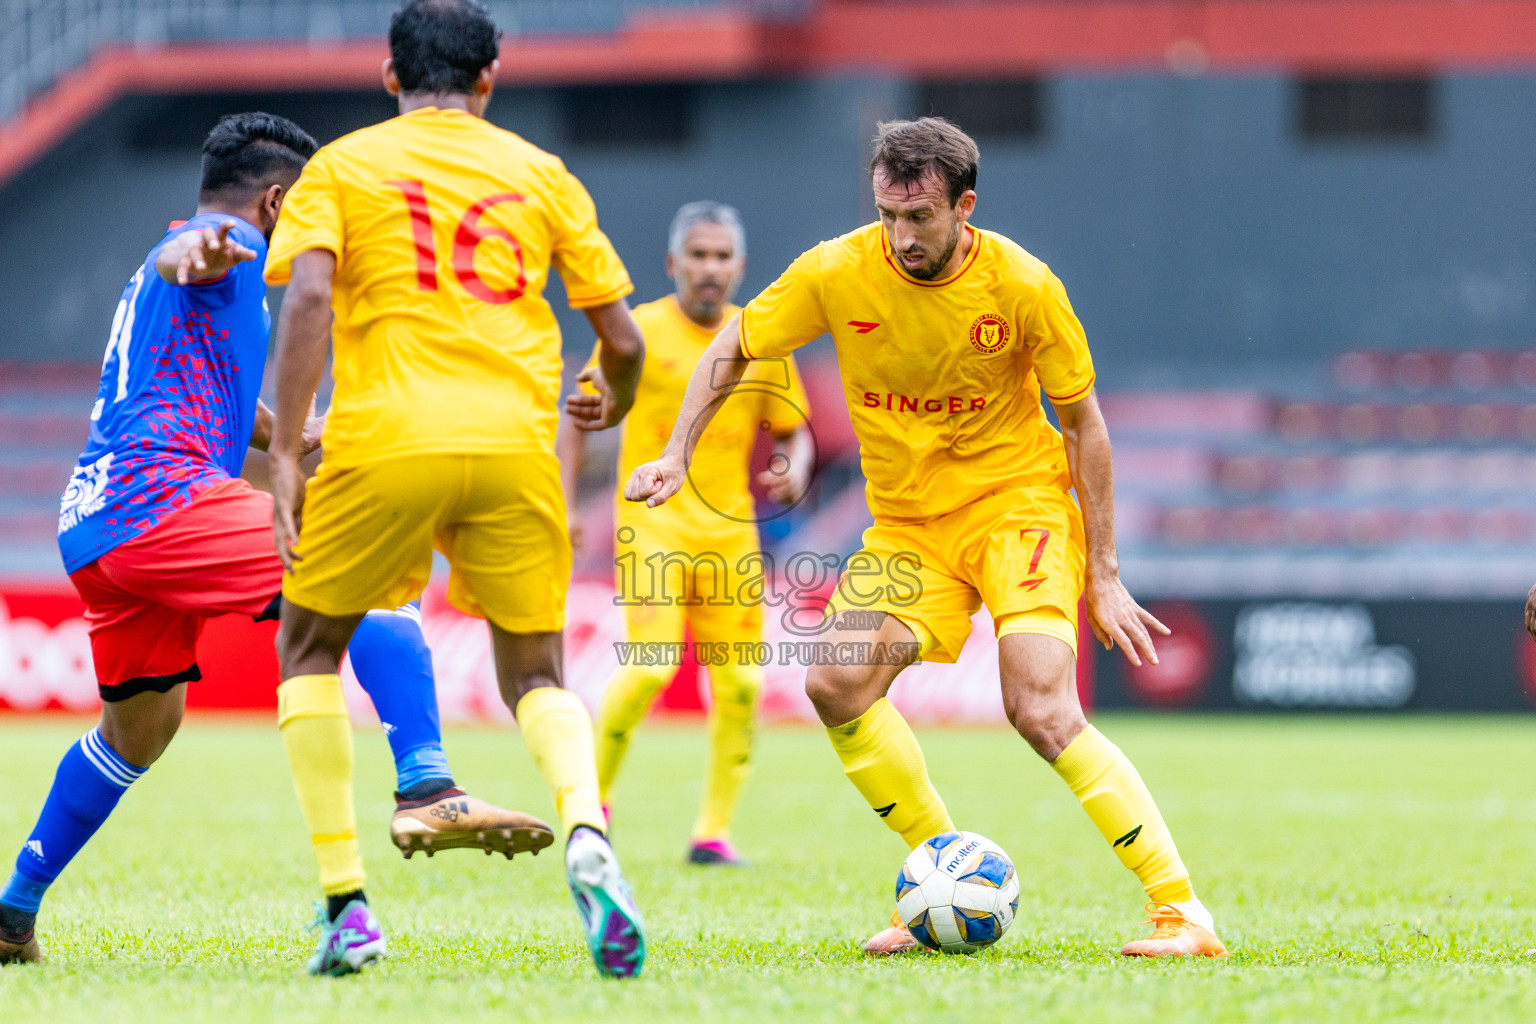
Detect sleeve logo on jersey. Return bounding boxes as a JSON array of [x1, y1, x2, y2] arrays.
[[57, 452, 115, 534], [969, 313, 1011, 355]]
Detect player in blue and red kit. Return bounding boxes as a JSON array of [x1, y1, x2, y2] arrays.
[[0, 114, 537, 972]]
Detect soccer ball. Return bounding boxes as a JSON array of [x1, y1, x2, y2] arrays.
[[895, 830, 1019, 953]]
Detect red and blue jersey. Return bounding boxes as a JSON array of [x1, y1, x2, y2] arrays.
[[58, 214, 271, 574]]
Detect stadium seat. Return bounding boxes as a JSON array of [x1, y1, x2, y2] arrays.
[[1094, 350, 1536, 569]]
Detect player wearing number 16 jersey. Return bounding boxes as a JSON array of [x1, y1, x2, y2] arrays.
[[0, 112, 528, 971], [263, 0, 647, 979], [627, 118, 1226, 958]]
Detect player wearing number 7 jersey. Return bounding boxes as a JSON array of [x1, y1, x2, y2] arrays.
[[262, 0, 647, 979], [626, 118, 1226, 959]]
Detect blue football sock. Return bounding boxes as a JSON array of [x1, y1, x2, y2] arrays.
[[348, 603, 454, 799], [1, 727, 146, 918]]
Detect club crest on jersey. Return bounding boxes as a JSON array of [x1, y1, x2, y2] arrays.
[[969, 313, 1011, 355]]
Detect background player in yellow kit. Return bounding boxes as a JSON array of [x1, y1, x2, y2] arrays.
[[626, 118, 1226, 959], [263, 0, 647, 979], [559, 202, 813, 866]]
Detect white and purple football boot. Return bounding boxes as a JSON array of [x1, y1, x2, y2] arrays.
[[566, 827, 646, 979], [306, 898, 387, 977]]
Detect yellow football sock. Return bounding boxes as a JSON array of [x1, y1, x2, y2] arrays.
[[692, 660, 761, 841], [594, 662, 674, 803], [1051, 725, 1194, 905], [826, 697, 953, 849], [517, 686, 606, 835], [277, 674, 364, 896]]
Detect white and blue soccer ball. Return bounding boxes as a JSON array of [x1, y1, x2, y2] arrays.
[[895, 830, 1020, 953]]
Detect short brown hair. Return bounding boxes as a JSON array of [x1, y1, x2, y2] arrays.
[[869, 117, 979, 205]]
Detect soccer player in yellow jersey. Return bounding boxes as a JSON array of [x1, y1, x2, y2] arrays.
[[559, 202, 813, 866], [627, 118, 1227, 958], [262, 0, 646, 978]]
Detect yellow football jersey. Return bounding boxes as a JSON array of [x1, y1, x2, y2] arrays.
[[588, 295, 809, 536], [740, 222, 1093, 524], [266, 107, 633, 468]]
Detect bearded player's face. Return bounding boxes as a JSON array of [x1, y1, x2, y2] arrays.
[[668, 221, 744, 322], [873, 169, 976, 281]]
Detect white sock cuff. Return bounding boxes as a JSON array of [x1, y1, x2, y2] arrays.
[[80, 728, 146, 788], [1172, 897, 1215, 933]]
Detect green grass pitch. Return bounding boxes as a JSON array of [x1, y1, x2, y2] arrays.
[[1, 714, 1533, 1022]]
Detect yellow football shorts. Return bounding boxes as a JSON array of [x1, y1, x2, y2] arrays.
[[282, 452, 570, 632], [614, 517, 764, 647], [823, 485, 1086, 663]]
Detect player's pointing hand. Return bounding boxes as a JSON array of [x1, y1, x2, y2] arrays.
[[157, 219, 258, 286], [624, 456, 686, 508], [179, 221, 257, 284]]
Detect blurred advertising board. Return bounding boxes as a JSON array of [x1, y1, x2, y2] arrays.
[[0, 584, 280, 712], [0, 578, 1090, 723], [340, 581, 1092, 726], [5, 582, 1526, 717], [1099, 599, 1536, 711]]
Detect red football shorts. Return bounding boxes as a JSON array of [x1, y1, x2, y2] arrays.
[[68, 477, 283, 701]]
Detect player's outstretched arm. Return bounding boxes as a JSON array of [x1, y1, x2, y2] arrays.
[[1055, 390, 1170, 667], [268, 249, 336, 570], [1525, 583, 1536, 642], [564, 300, 644, 432], [624, 316, 749, 508], [153, 220, 257, 285]]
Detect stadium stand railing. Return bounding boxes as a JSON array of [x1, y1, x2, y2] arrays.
[[0, 363, 94, 575], [0, 0, 737, 122], [1107, 349, 1536, 599]]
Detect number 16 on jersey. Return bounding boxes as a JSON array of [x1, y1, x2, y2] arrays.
[[388, 179, 528, 304]]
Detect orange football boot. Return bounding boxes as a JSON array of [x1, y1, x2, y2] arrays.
[[391, 787, 554, 860], [0, 928, 42, 965], [1120, 903, 1228, 958], [863, 910, 935, 956]]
